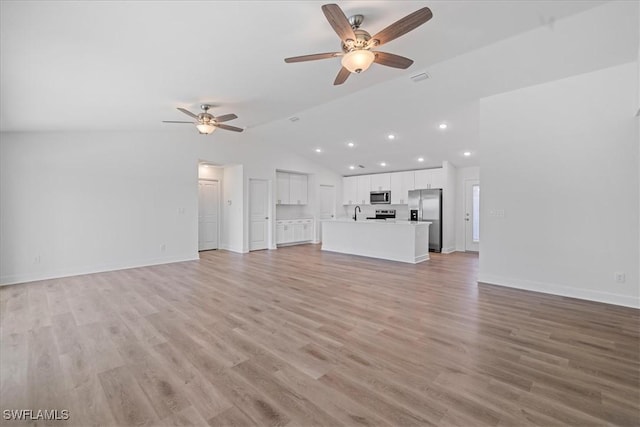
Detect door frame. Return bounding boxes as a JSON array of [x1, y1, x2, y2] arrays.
[[248, 178, 272, 251], [198, 178, 220, 252], [464, 179, 480, 252]]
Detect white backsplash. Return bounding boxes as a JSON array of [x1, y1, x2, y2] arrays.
[[341, 204, 410, 221], [276, 204, 313, 220]]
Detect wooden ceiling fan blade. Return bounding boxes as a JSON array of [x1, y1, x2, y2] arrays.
[[216, 124, 244, 132], [162, 120, 194, 124], [373, 51, 414, 69], [285, 52, 341, 63], [177, 107, 199, 119], [214, 113, 238, 123], [370, 7, 432, 47], [333, 66, 351, 85], [322, 4, 356, 42]]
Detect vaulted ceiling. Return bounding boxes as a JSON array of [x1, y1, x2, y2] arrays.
[[2, 1, 637, 174]]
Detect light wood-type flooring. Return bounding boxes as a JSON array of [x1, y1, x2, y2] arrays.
[[1, 245, 639, 426]]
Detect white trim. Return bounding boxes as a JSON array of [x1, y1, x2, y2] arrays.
[[219, 244, 247, 254], [478, 274, 640, 309], [248, 178, 272, 251], [198, 178, 220, 251], [0, 254, 199, 287], [441, 246, 456, 254]]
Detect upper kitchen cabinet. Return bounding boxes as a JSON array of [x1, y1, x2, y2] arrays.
[[276, 172, 290, 205], [370, 173, 391, 192], [356, 175, 371, 205], [289, 173, 308, 205], [342, 176, 358, 205], [414, 168, 444, 189], [276, 172, 308, 205], [390, 171, 415, 204]]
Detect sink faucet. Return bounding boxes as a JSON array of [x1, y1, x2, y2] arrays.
[[353, 205, 361, 221]]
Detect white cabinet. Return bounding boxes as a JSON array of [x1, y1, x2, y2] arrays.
[[290, 174, 308, 205], [343, 168, 443, 206], [342, 176, 358, 205], [356, 175, 371, 205], [303, 221, 313, 241], [276, 172, 290, 205], [391, 171, 415, 204], [414, 168, 443, 189], [276, 223, 285, 244], [276, 172, 308, 205], [276, 219, 314, 245], [430, 168, 444, 189], [293, 222, 304, 242], [370, 173, 391, 192]]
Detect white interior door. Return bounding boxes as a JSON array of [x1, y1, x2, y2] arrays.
[[198, 180, 219, 251], [318, 184, 335, 242], [249, 179, 269, 251], [465, 179, 480, 252]]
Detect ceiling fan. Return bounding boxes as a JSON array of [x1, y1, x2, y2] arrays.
[[285, 3, 433, 85], [162, 104, 243, 134]]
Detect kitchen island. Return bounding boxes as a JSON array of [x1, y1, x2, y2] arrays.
[[321, 219, 431, 264]]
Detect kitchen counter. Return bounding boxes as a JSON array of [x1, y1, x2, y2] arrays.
[[321, 219, 431, 264]]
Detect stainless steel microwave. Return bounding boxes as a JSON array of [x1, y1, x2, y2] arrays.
[[370, 191, 391, 204]]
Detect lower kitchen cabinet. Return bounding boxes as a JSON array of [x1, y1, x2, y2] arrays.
[[276, 219, 314, 245]]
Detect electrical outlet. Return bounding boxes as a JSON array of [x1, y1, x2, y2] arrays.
[[160, 244, 166, 252], [614, 272, 625, 283], [34, 255, 41, 264]]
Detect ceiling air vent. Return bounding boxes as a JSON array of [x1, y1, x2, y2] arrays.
[[289, 116, 300, 122], [358, 165, 365, 169], [410, 72, 430, 83]]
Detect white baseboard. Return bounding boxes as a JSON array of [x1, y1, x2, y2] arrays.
[[219, 244, 247, 254], [478, 274, 639, 309], [441, 246, 456, 254], [0, 254, 199, 287]]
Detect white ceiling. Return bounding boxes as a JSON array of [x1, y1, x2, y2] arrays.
[[2, 1, 637, 174]]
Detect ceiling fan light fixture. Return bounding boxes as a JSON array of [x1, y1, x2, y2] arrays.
[[341, 49, 375, 73], [196, 123, 216, 134]]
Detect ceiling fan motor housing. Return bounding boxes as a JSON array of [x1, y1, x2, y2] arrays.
[[341, 28, 372, 53]]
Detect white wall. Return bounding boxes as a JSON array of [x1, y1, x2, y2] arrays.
[[0, 131, 199, 285], [221, 165, 244, 253], [442, 161, 457, 253], [455, 166, 480, 251], [479, 62, 639, 308], [0, 126, 341, 283]]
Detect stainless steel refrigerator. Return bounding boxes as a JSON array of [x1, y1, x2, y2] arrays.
[[408, 189, 442, 252]]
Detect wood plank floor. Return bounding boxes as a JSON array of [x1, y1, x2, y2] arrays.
[[1, 245, 639, 426]]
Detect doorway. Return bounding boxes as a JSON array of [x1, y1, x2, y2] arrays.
[[198, 179, 219, 251], [318, 184, 336, 242], [464, 179, 480, 252], [249, 178, 270, 251]]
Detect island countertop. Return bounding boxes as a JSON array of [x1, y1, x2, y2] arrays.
[[325, 218, 431, 226]]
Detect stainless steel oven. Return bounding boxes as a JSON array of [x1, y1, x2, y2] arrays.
[[370, 191, 391, 204]]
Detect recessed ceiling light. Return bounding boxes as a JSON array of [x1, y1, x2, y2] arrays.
[[417, 157, 424, 162], [315, 148, 322, 153], [347, 142, 355, 147], [380, 162, 387, 167], [349, 165, 355, 170], [463, 151, 471, 157], [387, 134, 395, 140], [439, 123, 448, 130]]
